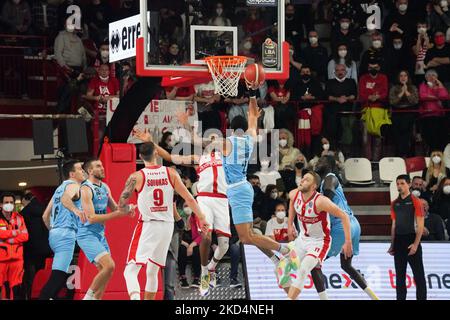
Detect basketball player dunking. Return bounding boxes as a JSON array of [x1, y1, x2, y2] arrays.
[[119, 142, 208, 300]]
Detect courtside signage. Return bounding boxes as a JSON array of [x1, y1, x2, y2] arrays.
[[244, 242, 450, 300], [246, 0, 277, 6]]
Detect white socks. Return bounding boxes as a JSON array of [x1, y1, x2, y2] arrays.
[[364, 287, 379, 300], [318, 291, 329, 300], [201, 265, 209, 276], [130, 292, 140, 300], [207, 260, 218, 271], [83, 289, 97, 300]]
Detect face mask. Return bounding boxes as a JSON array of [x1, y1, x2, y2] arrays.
[[66, 24, 75, 33], [289, 49, 294, 55], [270, 191, 278, 199], [432, 155, 442, 164], [418, 27, 427, 35], [427, 81, 434, 87], [260, 160, 270, 170], [183, 207, 192, 215], [393, 43, 403, 50], [2, 203, 14, 212], [295, 176, 302, 186], [398, 4, 408, 12], [372, 40, 382, 49], [286, 13, 294, 19], [443, 185, 450, 195], [441, 0, 448, 8], [276, 211, 286, 220], [435, 35, 446, 46], [323, 144, 330, 151], [279, 139, 288, 147], [295, 161, 304, 170], [301, 74, 311, 81], [243, 41, 252, 50], [335, 74, 346, 82], [101, 50, 109, 58], [338, 49, 347, 58], [411, 189, 421, 198], [99, 75, 109, 82], [340, 22, 350, 30], [122, 70, 130, 77], [309, 37, 318, 45], [369, 68, 379, 76], [216, 8, 223, 16]]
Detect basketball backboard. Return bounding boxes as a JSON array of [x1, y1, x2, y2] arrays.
[[136, 0, 289, 86]]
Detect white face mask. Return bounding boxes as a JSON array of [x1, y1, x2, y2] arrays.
[[66, 24, 75, 33], [338, 49, 347, 58], [2, 203, 14, 213], [373, 40, 382, 49], [184, 207, 192, 215], [427, 81, 434, 87], [243, 41, 252, 50], [394, 43, 403, 50], [295, 176, 302, 186], [101, 50, 109, 58], [309, 37, 318, 45], [276, 211, 286, 220], [216, 8, 223, 16], [418, 27, 427, 35], [279, 139, 288, 147], [260, 160, 270, 170], [432, 155, 442, 164], [443, 185, 450, 195], [398, 4, 408, 12], [270, 191, 278, 199], [441, 0, 448, 8], [340, 22, 350, 30], [323, 143, 330, 151], [411, 189, 421, 198], [99, 75, 109, 82]]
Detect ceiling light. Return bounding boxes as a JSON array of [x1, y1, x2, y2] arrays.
[[18, 182, 27, 187]]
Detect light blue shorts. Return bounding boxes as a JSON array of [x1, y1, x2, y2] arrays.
[[327, 215, 361, 258], [49, 228, 77, 273], [76, 228, 110, 264], [227, 181, 254, 225]]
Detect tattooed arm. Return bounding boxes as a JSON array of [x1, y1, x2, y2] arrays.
[[118, 172, 142, 213]]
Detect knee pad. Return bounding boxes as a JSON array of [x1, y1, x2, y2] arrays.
[[214, 237, 229, 260], [145, 263, 160, 293], [123, 263, 142, 297]]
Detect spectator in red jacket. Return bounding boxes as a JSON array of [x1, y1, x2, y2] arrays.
[[0, 192, 29, 300], [358, 60, 389, 161]]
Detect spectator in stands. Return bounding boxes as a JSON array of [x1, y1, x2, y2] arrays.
[[255, 157, 284, 193], [325, 63, 357, 150], [386, 33, 414, 82], [162, 43, 183, 66], [330, 0, 358, 29], [248, 175, 265, 222], [421, 198, 446, 241], [444, 143, 450, 170], [57, 0, 84, 31], [296, 65, 326, 105], [20, 192, 51, 300], [382, 0, 418, 46], [0, 192, 28, 300], [412, 21, 431, 84], [268, 80, 293, 130], [117, 0, 138, 20], [411, 176, 433, 205], [30, 0, 58, 41], [389, 70, 419, 158], [418, 69, 449, 151], [242, 7, 266, 46], [207, 2, 231, 27], [159, 6, 183, 45], [261, 184, 284, 223], [278, 128, 301, 170], [331, 15, 362, 62], [178, 202, 201, 289], [85, 0, 114, 45], [265, 202, 290, 243], [425, 31, 450, 86], [359, 22, 378, 54], [85, 63, 120, 134], [299, 30, 329, 81], [93, 41, 116, 76], [1, 0, 31, 35], [309, 136, 345, 172], [388, 175, 427, 300], [358, 59, 389, 161], [119, 62, 135, 97], [426, 0, 450, 36], [194, 81, 221, 133], [422, 150, 450, 192], [164, 208, 184, 300], [165, 86, 195, 101], [285, 4, 303, 52], [360, 32, 388, 75], [327, 44, 358, 82], [431, 177, 450, 237]]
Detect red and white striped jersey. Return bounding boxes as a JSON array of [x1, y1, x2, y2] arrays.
[[293, 191, 331, 242], [196, 151, 228, 197], [137, 165, 174, 222]]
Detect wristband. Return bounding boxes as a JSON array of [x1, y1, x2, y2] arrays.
[[249, 88, 258, 98]]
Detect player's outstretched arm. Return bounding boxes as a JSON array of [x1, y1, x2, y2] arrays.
[[246, 95, 261, 139], [168, 167, 209, 233], [62, 183, 87, 223], [287, 189, 298, 241], [317, 195, 352, 258], [118, 172, 142, 213], [42, 197, 54, 230], [322, 175, 338, 200]]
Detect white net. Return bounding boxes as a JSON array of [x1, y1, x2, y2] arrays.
[[205, 56, 247, 97]]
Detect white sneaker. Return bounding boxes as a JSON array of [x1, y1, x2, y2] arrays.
[[199, 274, 210, 296]]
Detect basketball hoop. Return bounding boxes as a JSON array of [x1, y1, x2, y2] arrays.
[[204, 56, 248, 97]]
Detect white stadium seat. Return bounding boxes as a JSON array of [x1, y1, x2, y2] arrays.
[[379, 157, 407, 184], [344, 158, 375, 185]]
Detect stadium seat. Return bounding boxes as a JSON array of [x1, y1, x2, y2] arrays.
[[389, 180, 399, 202], [344, 158, 375, 185], [405, 156, 427, 179], [379, 157, 407, 184]]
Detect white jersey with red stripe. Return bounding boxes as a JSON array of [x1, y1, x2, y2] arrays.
[[137, 165, 174, 223], [196, 151, 228, 196], [293, 191, 331, 243]]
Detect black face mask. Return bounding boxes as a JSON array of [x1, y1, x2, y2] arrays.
[[252, 185, 262, 194], [295, 161, 304, 170], [369, 68, 379, 76], [301, 74, 311, 81]]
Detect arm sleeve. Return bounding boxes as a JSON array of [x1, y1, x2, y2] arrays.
[[390, 201, 396, 220], [11, 217, 29, 244], [322, 175, 338, 200], [359, 77, 369, 102], [0, 229, 15, 239], [54, 34, 66, 67], [389, 86, 401, 105], [437, 87, 449, 99], [379, 75, 388, 100], [327, 60, 335, 80], [412, 196, 425, 217], [407, 85, 419, 105]]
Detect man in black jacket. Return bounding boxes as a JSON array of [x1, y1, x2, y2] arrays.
[[21, 192, 52, 300]]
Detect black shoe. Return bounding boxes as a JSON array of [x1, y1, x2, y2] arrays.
[[230, 278, 242, 288], [180, 277, 189, 289], [190, 278, 200, 288]]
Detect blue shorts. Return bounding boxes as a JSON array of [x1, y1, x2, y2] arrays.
[[49, 228, 77, 273], [76, 228, 110, 264], [327, 215, 361, 258], [227, 181, 254, 225]]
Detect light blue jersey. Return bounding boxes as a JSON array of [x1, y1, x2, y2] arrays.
[[50, 180, 81, 230], [320, 173, 354, 226], [223, 135, 254, 185], [78, 180, 109, 234]]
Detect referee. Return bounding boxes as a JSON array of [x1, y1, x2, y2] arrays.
[[388, 175, 427, 300]]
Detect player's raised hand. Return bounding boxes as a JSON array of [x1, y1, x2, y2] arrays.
[[133, 128, 152, 142], [341, 240, 353, 259]]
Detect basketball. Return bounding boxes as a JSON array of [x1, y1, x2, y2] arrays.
[[244, 63, 266, 88]]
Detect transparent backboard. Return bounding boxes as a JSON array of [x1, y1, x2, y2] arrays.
[[136, 0, 288, 85]]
